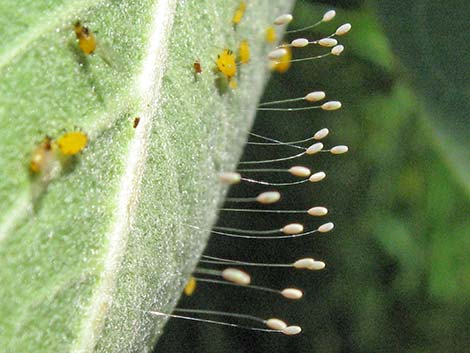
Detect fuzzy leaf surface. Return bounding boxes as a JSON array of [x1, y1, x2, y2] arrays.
[[0, 0, 293, 351]]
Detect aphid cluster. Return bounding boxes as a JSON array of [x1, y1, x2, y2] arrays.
[[151, 6, 352, 338], [26, 2, 352, 342], [190, 1, 253, 90], [27, 19, 115, 188], [29, 131, 88, 177]]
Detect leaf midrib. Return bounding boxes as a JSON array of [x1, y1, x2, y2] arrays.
[[71, 0, 177, 351]]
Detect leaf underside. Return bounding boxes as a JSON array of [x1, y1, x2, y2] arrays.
[[0, 0, 294, 352]]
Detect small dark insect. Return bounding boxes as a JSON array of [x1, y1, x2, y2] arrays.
[[133, 117, 140, 128], [193, 61, 202, 74]]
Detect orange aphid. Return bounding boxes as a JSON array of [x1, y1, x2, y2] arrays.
[[29, 136, 53, 174], [74, 21, 97, 55], [56, 131, 88, 155], [184, 276, 197, 296]]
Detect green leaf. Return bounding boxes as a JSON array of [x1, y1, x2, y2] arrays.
[[0, 0, 294, 351], [377, 0, 470, 192]]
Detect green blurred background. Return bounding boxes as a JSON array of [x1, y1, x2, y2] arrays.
[[155, 0, 470, 352]]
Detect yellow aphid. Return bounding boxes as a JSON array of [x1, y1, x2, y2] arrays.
[[216, 49, 237, 79], [265, 26, 277, 44], [271, 44, 292, 73], [232, 1, 247, 25], [238, 40, 250, 64], [57, 131, 88, 155], [184, 276, 197, 296], [74, 21, 97, 55], [29, 136, 53, 174]]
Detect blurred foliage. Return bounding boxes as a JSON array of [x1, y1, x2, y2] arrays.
[[155, 0, 469, 352], [378, 0, 470, 192]]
